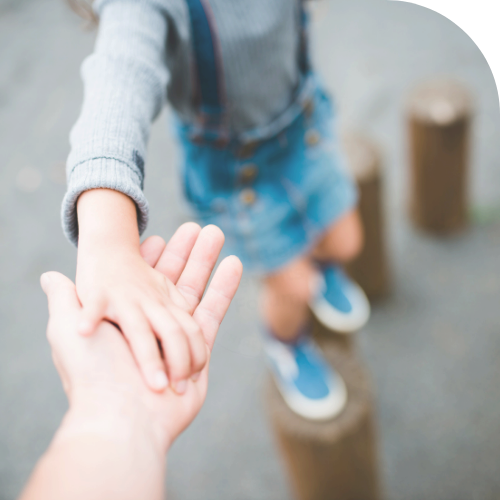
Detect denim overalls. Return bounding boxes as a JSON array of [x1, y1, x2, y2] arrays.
[[176, 0, 358, 274]]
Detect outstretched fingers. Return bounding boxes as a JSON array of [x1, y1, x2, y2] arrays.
[[193, 255, 243, 351], [175, 225, 225, 314], [153, 222, 202, 283], [137, 225, 240, 387]]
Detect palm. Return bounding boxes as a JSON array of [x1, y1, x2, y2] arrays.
[[143, 366, 209, 444], [44, 223, 242, 451], [87, 325, 211, 449]]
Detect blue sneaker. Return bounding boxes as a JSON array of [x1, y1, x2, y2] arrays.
[[265, 333, 347, 420], [310, 265, 370, 334]]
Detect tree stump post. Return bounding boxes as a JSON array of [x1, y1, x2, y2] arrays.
[[266, 317, 382, 500], [343, 132, 390, 299], [407, 80, 473, 233], [311, 313, 355, 353]]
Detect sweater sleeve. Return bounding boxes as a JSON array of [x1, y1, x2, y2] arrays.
[[62, 0, 170, 245]]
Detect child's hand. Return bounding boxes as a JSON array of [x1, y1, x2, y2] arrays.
[[76, 220, 225, 395]]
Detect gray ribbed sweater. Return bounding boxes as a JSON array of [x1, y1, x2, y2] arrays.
[[63, 0, 303, 244]]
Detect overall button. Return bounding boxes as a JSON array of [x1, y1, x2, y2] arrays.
[[240, 188, 257, 206], [239, 163, 259, 184], [303, 98, 315, 118], [305, 129, 321, 146], [237, 141, 258, 159]]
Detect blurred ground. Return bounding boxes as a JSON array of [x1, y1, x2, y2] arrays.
[[1, 0, 500, 499]]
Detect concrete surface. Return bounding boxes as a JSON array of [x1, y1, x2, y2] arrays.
[[0, 0, 499, 499]]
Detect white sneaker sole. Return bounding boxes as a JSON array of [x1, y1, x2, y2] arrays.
[[273, 372, 348, 421], [310, 279, 371, 334]]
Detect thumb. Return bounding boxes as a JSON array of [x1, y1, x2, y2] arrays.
[[40, 272, 82, 316]]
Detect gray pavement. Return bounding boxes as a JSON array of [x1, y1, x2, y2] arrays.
[[1, 0, 500, 499]]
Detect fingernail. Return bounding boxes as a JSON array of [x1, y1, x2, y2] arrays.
[[152, 371, 169, 391], [191, 372, 201, 382], [173, 379, 187, 394]]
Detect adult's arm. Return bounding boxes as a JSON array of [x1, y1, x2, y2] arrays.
[[19, 289, 166, 500], [19, 369, 166, 500], [19, 225, 243, 500]]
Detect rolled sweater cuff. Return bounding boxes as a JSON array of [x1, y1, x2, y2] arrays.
[[61, 158, 149, 246]]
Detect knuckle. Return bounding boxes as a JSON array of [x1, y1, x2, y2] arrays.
[[169, 364, 190, 381], [167, 347, 191, 378], [193, 349, 207, 371], [181, 317, 201, 338], [164, 321, 184, 339], [190, 327, 206, 351]]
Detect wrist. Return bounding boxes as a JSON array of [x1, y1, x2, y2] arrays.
[[62, 387, 172, 455], [37, 409, 166, 500], [77, 237, 140, 266], [57, 397, 166, 456], [77, 188, 141, 252]]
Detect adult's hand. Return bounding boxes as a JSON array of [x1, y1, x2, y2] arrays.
[[20, 224, 242, 500]]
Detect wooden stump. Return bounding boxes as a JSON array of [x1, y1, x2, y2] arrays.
[[343, 132, 390, 299], [266, 331, 382, 500], [407, 80, 472, 233], [311, 312, 356, 354]]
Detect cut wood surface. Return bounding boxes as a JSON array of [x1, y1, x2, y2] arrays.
[[266, 326, 382, 500], [343, 132, 390, 299], [407, 80, 472, 233], [311, 313, 356, 352]]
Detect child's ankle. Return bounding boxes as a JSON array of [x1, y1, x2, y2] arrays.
[[267, 321, 311, 345]]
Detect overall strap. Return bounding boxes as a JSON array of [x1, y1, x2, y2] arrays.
[[185, 0, 228, 145], [298, 0, 311, 75]]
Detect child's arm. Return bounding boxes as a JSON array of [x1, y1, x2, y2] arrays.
[[63, 0, 170, 244], [63, 1, 204, 392], [19, 241, 242, 500]]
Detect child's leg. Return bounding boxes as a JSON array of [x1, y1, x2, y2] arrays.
[[312, 209, 363, 264], [261, 255, 348, 421], [260, 256, 316, 341], [308, 208, 370, 333], [260, 209, 363, 342]]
